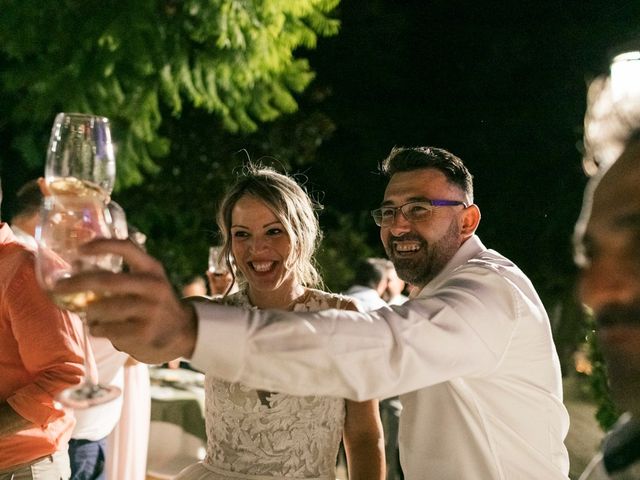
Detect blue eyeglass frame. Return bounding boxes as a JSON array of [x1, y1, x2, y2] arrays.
[[370, 199, 468, 226]]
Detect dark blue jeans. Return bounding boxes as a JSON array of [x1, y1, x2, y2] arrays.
[[68, 438, 106, 480]]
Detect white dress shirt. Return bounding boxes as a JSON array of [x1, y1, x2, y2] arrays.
[[388, 293, 409, 305], [72, 337, 128, 441], [190, 235, 570, 479]]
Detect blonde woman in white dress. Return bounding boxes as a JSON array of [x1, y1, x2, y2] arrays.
[[176, 165, 385, 480]]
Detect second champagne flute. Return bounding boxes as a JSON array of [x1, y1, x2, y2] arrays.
[[208, 246, 229, 275]]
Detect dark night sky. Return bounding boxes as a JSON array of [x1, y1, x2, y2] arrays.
[[303, 0, 640, 292]]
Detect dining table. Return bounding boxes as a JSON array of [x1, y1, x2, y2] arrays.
[[147, 367, 207, 479]]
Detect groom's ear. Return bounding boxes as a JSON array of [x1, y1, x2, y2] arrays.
[[460, 204, 480, 239]]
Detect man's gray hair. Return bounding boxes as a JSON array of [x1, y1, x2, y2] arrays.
[[583, 75, 640, 176]]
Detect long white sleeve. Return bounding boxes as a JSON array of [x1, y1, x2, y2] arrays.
[[190, 241, 520, 401]]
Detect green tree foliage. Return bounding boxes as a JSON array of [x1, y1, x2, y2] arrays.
[[550, 290, 590, 378], [316, 208, 380, 292], [551, 294, 621, 432], [0, 0, 372, 291], [0, 0, 340, 186], [117, 90, 341, 288], [585, 316, 622, 431]]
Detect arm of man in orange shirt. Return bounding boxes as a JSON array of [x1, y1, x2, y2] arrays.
[[0, 402, 32, 437]]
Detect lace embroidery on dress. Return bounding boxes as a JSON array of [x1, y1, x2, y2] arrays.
[[203, 289, 350, 479]]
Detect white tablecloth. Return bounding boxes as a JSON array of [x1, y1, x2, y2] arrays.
[[147, 368, 206, 479]]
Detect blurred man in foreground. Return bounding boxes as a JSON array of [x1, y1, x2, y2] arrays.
[[575, 58, 640, 479]]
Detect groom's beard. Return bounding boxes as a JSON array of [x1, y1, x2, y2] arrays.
[[386, 220, 460, 288]]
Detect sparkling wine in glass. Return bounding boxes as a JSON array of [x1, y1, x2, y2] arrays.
[[35, 195, 127, 408], [45, 113, 115, 200]]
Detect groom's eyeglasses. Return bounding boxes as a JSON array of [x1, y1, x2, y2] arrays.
[[371, 200, 468, 227]]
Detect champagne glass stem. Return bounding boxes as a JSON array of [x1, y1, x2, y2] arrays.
[[79, 312, 98, 391], [56, 309, 121, 408]]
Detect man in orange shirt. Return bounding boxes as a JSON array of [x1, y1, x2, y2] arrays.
[[0, 179, 86, 478]]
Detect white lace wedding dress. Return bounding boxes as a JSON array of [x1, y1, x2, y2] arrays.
[[176, 289, 353, 480]]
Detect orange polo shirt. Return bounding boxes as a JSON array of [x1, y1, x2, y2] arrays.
[[0, 223, 85, 469]]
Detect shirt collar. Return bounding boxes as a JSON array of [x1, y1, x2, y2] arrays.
[[9, 224, 38, 250], [414, 234, 486, 296], [0, 222, 18, 245]]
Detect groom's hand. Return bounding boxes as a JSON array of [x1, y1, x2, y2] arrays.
[[51, 239, 198, 364]]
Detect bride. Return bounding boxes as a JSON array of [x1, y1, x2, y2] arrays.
[[176, 165, 385, 480]]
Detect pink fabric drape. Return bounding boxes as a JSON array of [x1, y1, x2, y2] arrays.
[[106, 362, 150, 480]]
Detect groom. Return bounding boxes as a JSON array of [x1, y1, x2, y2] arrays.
[[54, 146, 570, 479]]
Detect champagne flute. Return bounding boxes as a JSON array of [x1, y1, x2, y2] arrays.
[[35, 195, 127, 408], [208, 246, 235, 297], [45, 113, 116, 199], [208, 246, 229, 275]]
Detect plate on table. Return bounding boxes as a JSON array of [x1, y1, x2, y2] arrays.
[[149, 367, 205, 388]]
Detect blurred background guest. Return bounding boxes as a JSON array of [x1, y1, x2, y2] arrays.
[[181, 275, 208, 298], [0, 176, 85, 478], [10, 179, 131, 480], [14, 178, 148, 479], [344, 257, 404, 480], [382, 260, 409, 306], [344, 257, 389, 311]]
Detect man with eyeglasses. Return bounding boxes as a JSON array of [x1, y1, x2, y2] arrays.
[[53, 146, 569, 479]]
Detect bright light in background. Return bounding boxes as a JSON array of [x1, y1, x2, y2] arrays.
[[610, 50, 640, 103], [582, 47, 640, 173]]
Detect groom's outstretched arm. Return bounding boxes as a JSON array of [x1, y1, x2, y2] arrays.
[[52, 238, 503, 401], [52, 238, 198, 364]]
